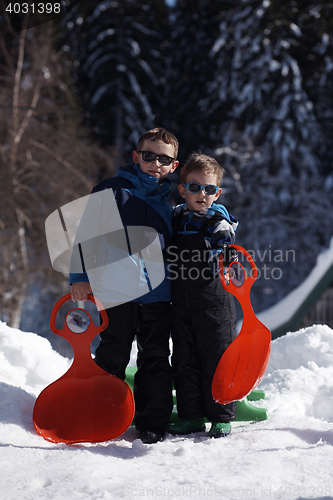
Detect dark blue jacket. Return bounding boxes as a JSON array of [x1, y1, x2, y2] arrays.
[[69, 164, 173, 303], [169, 203, 238, 286]]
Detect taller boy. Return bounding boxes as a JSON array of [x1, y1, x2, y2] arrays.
[[70, 128, 179, 444]]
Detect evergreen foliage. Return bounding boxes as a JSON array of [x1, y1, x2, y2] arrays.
[[62, 0, 333, 310], [202, 0, 333, 307], [62, 0, 170, 165], [157, 0, 227, 156], [2, 0, 332, 324]]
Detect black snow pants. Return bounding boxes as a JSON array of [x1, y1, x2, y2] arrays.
[[94, 301, 173, 433], [171, 273, 237, 423]]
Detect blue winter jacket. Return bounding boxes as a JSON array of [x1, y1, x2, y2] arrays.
[[69, 164, 173, 303]]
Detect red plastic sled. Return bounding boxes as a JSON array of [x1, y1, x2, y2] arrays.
[[33, 294, 135, 444], [212, 245, 271, 405]]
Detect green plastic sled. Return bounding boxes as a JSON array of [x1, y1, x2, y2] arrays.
[[124, 366, 268, 424]]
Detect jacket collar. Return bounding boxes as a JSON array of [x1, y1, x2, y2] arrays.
[[117, 164, 171, 198], [177, 202, 238, 226]]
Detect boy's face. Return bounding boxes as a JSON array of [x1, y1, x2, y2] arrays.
[[178, 171, 222, 212], [132, 139, 178, 180]]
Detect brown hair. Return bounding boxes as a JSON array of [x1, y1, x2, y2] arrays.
[[180, 152, 225, 186], [137, 127, 179, 159]]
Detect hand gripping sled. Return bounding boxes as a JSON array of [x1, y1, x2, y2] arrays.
[[212, 246, 271, 405]]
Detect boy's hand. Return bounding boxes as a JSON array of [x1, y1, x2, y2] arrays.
[[224, 263, 244, 287], [71, 282, 93, 302]]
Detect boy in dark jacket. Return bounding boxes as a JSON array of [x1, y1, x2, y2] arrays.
[[168, 153, 238, 438], [70, 128, 179, 444]]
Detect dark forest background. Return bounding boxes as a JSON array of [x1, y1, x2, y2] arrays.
[[1, 0, 332, 355]]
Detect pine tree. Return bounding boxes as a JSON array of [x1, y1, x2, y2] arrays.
[[62, 0, 170, 166], [204, 0, 333, 309], [60, 0, 333, 312], [159, 0, 231, 160]]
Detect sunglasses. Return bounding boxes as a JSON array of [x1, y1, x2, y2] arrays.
[[139, 150, 175, 166], [183, 182, 220, 195]]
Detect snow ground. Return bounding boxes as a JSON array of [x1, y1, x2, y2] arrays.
[[1, 321, 333, 500]]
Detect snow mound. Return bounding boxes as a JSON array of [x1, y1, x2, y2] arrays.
[[266, 324, 333, 372], [1, 320, 333, 500], [0, 320, 71, 396], [262, 324, 333, 422]]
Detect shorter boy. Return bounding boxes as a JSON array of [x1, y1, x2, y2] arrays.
[[168, 153, 238, 438]]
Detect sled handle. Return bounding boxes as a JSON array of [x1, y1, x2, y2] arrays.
[[219, 245, 257, 297], [50, 293, 108, 335]]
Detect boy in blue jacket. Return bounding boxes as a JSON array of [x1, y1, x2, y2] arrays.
[[167, 153, 238, 438], [70, 128, 179, 444]]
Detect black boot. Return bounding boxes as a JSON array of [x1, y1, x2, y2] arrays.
[[138, 430, 165, 444]]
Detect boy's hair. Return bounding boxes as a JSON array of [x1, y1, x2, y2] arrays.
[[137, 127, 179, 159], [180, 152, 225, 186]]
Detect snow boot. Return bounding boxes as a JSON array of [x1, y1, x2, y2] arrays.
[[209, 422, 231, 438], [168, 417, 205, 435], [138, 430, 165, 444]]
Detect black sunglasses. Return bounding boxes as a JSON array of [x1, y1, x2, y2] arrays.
[[139, 150, 175, 166], [183, 182, 220, 195]]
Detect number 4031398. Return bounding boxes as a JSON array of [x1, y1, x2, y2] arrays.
[[5, 3, 61, 14]]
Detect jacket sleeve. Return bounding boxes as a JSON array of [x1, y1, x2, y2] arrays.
[[211, 219, 236, 246], [68, 177, 133, 287], [68, 181, 113, 287], [210, 219, 238, 266], [69, 271, 89, 285]]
